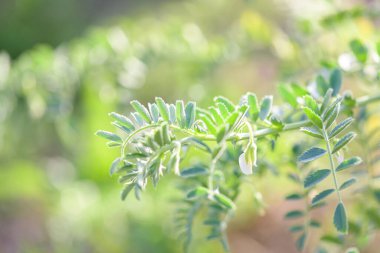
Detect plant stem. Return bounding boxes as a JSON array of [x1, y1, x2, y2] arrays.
[[208, 145, 226, 194], [322, 125, 342, 203]]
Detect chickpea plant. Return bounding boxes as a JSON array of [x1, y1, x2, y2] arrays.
[[97, 44, 380, 252]]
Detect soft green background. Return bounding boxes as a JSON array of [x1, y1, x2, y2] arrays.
[[0, 0, 379, 252]]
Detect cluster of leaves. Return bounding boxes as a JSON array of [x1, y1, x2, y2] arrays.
[[298, 90, 361, 231], [97, 73, 380, 252], [284, 144, 323, 252], [96, 93, 286, 250]]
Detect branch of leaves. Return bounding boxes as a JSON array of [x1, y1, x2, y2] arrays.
[[96, 97, 197, 148], [185, 185, 237, 251], [285, 171, 323, 252], [279, 68, 342, 109], [298, 92, 362, 233], [196, 96, 253, 143], [99, 120, 213, 201]]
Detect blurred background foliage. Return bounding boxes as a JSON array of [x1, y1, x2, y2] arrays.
[[0, 0, 380, 252]]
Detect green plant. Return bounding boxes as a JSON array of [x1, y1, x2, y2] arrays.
[[97, 61, 380, 251]]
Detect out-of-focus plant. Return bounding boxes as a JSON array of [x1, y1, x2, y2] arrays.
[[98, 54, 380, 251]]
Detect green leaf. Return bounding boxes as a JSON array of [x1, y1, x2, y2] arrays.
[[106, 141, 121, 147], [304, 95, 319, 113], [226, 111, 242, 129], [109, 112, 135, 130], [303, 107, 323, 128], [300, 127, 323, 139], [330, 69, 342, 96], [130, 100, 151, 123], [109, 157, 121, 175], [168, 104, 176, 123], [334, 202, 348, 233], [309, 220, 321, 228], [199, 113, 217, 135], [259, 95, 273, 120], [296, 233, 307, 251], [96, 130, 122, 142], [278, 85, 297, 107], [214, 193, 236, 210], [298, 147, 327, 163], [336, 157, 362, 172], [161, 123, 171, 144], [214, 96, 235, 112], [350, 39, 368, 63], [317, 75, 329, 96], [186, 186, 208, 199], [121, 184, 134, 201], [323, 97, 342, 121], [304, 169, 331, 188], [285, 210, 304, 219], [185, 102, 196, 128], [325, 103, 340, 129], [285, 193, 303, 200], [247, 93, 260, 120], [155, 97, 170, 122], [270, 116, 284, 129], [216, 102, 230, 118], [320, 88, 333, 114], [339, 178, 356, 191], [312, 189, 334, 205], [329, 117, 354, 139], [209, 107, 224, 125], [148, 103, 160, 123], [332, 132, 356, 154], [291, 83, 309, 96], [181, 166, 208, 178], [176, 100, 186, 128], [289, 225, 304, 233], [321, 235, 343, 245]]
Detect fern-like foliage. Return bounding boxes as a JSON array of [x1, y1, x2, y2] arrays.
[[97, 82, 380, 251], [285, 143, 324, 252], [298, 89, 362, 234]]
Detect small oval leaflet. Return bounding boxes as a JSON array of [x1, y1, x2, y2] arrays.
[[329, 117, 354, 139], [296, 233, 307, 251], [304, 169, 331, 188], [96, 130, 122, 142], [332, 132, 356, 154], [187, 186, 208, 199], [336, 157, 362, 172], [334, 202, 348, 233], [311, 189, 335, 205], [214, 193, 236, 210], [155, 97, 170, 122], [330, 68, 342, 96], [180, 166, 208, 178], [303, 107, 323, 128], [300, 127, 323, 139], [130, 100, 151, 123], [339, 178, 357, 191], [285, 210, 304, 219], [298, 147, 327, 163], [259, 95, 273, 120]]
